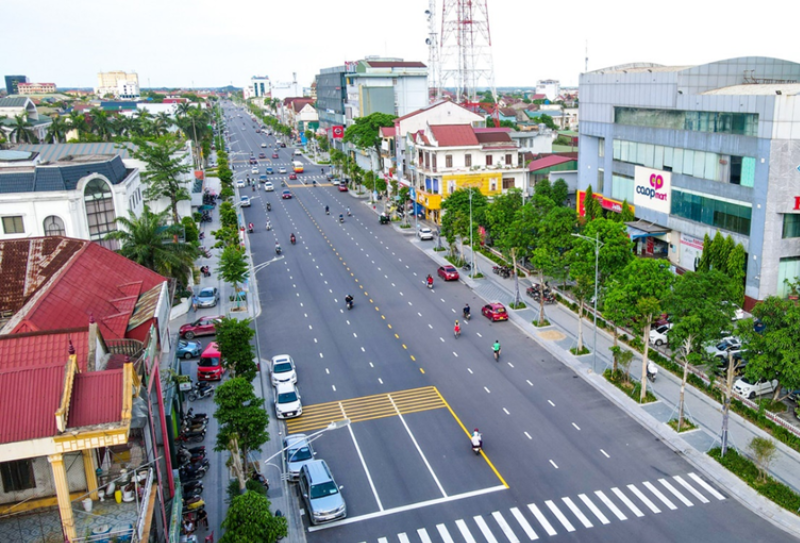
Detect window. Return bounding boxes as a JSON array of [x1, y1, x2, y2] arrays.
[[611, 174, 634, 203], [597, 169, 605, 193], [465, 154, 472, 167], [777, 256, 800, 298], [671, 189, 752, 236], [445, 155, 453, 168], [505, 154, 512, 165], [432, 154, 437, 171], [598, 137, 605, 158], [424, 153, 430, 169], [615, 107, 758, 136], [43, 216, 65, 237], [502, 177, 515, 189], [2, 216, 24, 234], [1, 459, 35, 492], [486, 155, 493, 166], [784, 214, 800, 238], [84, 178, 118, 250]]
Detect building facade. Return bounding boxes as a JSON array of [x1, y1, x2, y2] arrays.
[[251, 76, 269, 98], [96, 71, 139, 97], [16, 82, 57, 95], [535, 79, 561, 101], [0, 96, 52, 143], [4, 75, 27, 95], [117, 80, 140, 100], [577, 57, 800, 306]]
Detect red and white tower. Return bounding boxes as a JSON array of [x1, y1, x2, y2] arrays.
[[439, 0, 497, 103]]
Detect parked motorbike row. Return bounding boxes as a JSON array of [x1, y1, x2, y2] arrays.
[[492, 265, 514, 278], [526, 284, 556, 304]]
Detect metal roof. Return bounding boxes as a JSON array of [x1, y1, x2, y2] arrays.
[[0, 365, 64, 444], [701, 83, 800, 96], [13, 142, 137, 162], [0, 154, 130, 193], [0, 96, 31, 108], [430, 125, 479, 147], [0, 328, 90, 372], [67, 370, 124, 429]]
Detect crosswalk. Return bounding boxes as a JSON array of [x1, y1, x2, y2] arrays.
[[355, 473, 725, 543]]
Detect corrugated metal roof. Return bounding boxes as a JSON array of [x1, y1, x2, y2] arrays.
[[0, 365, 64, 444], [14, 143, 137, 162], [0, 154, 130, 193], [475, 132, 513, 144], [528, 155, 575, 171], [68, 370, 124, 428], [365, 61, 426, 68], [701, 83, 800, 96], [380, 126, 396, 137], [0, 328, 89, 371], [0, 96, 31, 108], [127, 284, 162, 334], [430, 125, 478, 147]]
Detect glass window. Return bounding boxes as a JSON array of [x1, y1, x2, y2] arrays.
[[741, 157, 756, 187], [2, 216, 24, 234], [445, 155, 452, 168], [777, 256, 800, 298], [486, 155, 493, 166], [653, 145, 664, 170], [502, 177, 515, 189], [597, 169, 605, 193], [0, 460, 35, 492], [43, 216, 66, 236], [598, 138, 605, 158], [612, 139, 621, 160], [683, 150, 695, 176], [611, 174, 634, 203], [663, 146, 674, 169], [704, 152, 719, 181], [615, 107, 758, 136], [693, 151, 706, 179], [84, 178, 118, 250], [465, 154, 472, 167], [673, 148, 684, 174], [671, 189, 752, 235], [783, 214, 800, 238], [505, 154, 512, 165]]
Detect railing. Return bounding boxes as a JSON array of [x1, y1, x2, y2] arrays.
[[106, 338, 145, 358]]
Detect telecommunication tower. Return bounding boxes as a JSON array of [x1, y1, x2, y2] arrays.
[[438, 0, 497, 104], [425, 1, 441, 101]]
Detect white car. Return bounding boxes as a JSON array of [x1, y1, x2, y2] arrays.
[[733, 377, 778, 399], [278, 167, 287, 174], [274, 382, 302, 419], [705, 337, 741, 359], [235, 179, 245, 188], [261, 143, 267, 148], [251, 167, 259, 175], [264, 181, 274, 192], [270, 354, 297, 386], [240, 196, 251, 207], [417, 227, 434, 241], [294, 149, 302, 156], [649, 323, 671, 346]]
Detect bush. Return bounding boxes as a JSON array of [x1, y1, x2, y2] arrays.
[[603, 368, 657, 404], [570, 346, 590, 356]]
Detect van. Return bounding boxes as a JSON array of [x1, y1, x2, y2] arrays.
[[197, 342, 225, 381], [298, 460, 346, 525]]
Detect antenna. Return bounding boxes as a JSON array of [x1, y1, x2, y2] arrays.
[[585, 40, 588, 73], [425, 0, 441, 101]]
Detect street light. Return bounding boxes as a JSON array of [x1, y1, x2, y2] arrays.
[[571, 232, 604, 373], [262, 419, 351, 466]]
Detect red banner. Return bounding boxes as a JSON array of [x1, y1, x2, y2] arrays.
[[332, 126, 344, 139]]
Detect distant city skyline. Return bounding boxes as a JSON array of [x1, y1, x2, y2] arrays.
[[3, 0, 797, 90]]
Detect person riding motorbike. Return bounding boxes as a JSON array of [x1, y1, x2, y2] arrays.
[[454, 320, 461, 338], [426, 274, 434, 288], [345, 294, 354, 309], [248, 222, 254, 233], [463, 303, 471, 320], [647, 360, 658, 382], [275, 241, 282, 254], [290, 233, 296, 245], [346, 206, 351, 217], [325, 205, 330, 215], [492, 340, 501, 360], [265, 220, 271, 231], [339, 213, 344, 223], [252, 184, 256, 192], [471, 429, 483, 450], [267, 202, 271, 211]]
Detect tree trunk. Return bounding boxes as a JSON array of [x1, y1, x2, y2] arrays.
[[640, 320, 652, 402], [576, 298, 584, 351], [720, 351, 736, 456], [538, 270, 546, 326]]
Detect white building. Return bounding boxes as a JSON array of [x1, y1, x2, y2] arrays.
[[535, 79, 561, 102], [96, 71, 139, 97], [251, 76, 269, 98], [0, 96, 52, 143], [117, 80, 140, 100]]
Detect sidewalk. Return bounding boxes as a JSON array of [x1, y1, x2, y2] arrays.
[[362, 200, 800, 537]]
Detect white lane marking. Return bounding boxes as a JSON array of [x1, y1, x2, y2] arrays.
[[507, 362, 514, 368], [578, 494, 609, 525], [484, 387, 491, 394], [627, 484, 661, 513], [440, 337, 445, 342], [527, 503, 556, 536], [397, 535, 408, 543], [572, 423, 581, 431], [378, 538, 388, 543], [456, 520, 476, 543], [476, 332, 482, 337], [453, 352, 459, 358], [378, 378, 383, 384], [388, 395, 447, 497], [353, 333, 358, 338], [474, 516, 499, 543], [325, 368, 330, 374], [342, 403, 383, 510], [409, 301, 413, 306], [492, 511, 520, 542], [527, 380, 533, 386], [674, 475, 709, 503], [417, 528, 432, 543], [347, 320, 351, 325], [440, 298, 446, 303], [549, 460, 558, 469], [503, 408, 510, 415], [524, 432, 532, 440], [688, 473, 726, 500], [392, 283, 396, 287], [429, 324, 433, 329], [332, 385, 336, 392], [545, 500, 574, 532], [547, 400, 555, 407], [510, 507, 538, 540], [309, 325, 313, 329], [300, 302, 304, 307], [418, 312, 422, 316], [594, 490, 627, 521], [467, 368, 473, 374], [659, 479, 693, 507], [600, 449, 610, 458], [562, 497, 592, 528], [612, 487, 644, 517], [436, 524, 455, 543], [361, 347, 366, 352], [319, 353, 324, 358], [369, 362, 374, 368], [643, 481, 677, 510]]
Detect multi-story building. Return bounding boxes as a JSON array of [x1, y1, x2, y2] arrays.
[[4, 75, 27, 95], [96, 71, 139, 97], [117, 79, 140, 100], [16, 82, 57, 95], [316, 66, 348, 135], [535, 79, 561, 101], [251, 76, 269, 98], [577, 57, 800, 307], [0, 96, 52, 143]]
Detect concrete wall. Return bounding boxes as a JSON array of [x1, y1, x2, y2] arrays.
[[0, 453, 86, 505]]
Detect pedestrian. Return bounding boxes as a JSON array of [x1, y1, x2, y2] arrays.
[[191, 295, 199, 312], [196, 509, 208, 530]]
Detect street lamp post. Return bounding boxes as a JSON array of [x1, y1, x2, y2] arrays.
[[571, 232, 603, 373], [469, 188, 474, 279]]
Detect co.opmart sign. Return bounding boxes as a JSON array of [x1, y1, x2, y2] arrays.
[[633, 166, 672, 214]]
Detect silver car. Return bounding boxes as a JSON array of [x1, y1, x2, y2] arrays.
[[417, 227, 433, 240], [283, 434, 316, 481], [270, 354, 297, 386], [299, 460, 346, 525]]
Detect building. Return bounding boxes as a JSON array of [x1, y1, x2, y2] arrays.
[[16, 82, 57, 95], [316, 66, 348, 135], [251, 76, 269, 98], [4, 75, 28, 95], [117, 80, 140, 100], [280, 97, 318, 134], [577, 57, 800, 307], [535, 80, 561, 101], [0, 96, 52, 143], [96, 71, 139, 97]]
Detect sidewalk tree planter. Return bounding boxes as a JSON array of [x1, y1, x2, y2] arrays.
[[218, 245, 249, 310], [220, 489, 288, 543], [215, 316, 257, 381]]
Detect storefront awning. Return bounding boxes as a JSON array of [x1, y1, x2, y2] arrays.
[[625, 219, 670, 240]]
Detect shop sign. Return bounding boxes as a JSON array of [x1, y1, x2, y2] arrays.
[[634, 167, 671, 214]]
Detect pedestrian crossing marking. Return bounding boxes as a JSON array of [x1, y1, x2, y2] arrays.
[[689, 472, 726, 500], [398, 534, 410, 543], [627, 484, 661, 513], [436, 524, 455, 543], [417, 528, 432, 543], [527, 503, 557, 536], [674, 475, 709, 503], [545, 500, 575, 532], [643, 481, 677, 510], [492, 511, 519, 543], [659, 478, 693, 507], [509, 507, 537, 540], [474, 516, 499, 543], [612, 486, 644, 517], [456, 519, 476, 543], [562, 497, 593, 528], [579, 493, 610, 525], [594, 490, 627, 521]]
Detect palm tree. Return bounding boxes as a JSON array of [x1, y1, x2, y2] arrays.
[[105, 205, 198, 285], [45, 115, 70, 143], [10, 114, 38, 144], [176, 102, 192, 118], [91, 110, 113, 141], [67, 111, 89, 140], [152, 112, 173, 137]]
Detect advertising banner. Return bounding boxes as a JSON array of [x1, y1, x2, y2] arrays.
[[331, 126, 344, 139], [633, 167, 671, 214]]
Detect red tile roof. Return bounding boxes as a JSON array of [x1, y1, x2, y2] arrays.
[[429, 125, 479, 147], [395, 99, 475, 123], [528, 155, 575, 171], [475, 131, 513, 144], [68, 370, 124, 428], [365, 61, 426, 68], [0, 365, 64, 444], [530, 94, 547, 100], [380, 126, 395, 137], [0, 328, 89, 371]]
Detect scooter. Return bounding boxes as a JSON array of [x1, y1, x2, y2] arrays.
[[247, 225, 254, 234], [290, 235, 296, 245], [183, 496, 206, 511], [181, 420, 208, 434], [267, 202, 271, 211], [275, 245, 282, 255], [182, 480, 204, 494], [183, 485, 204, 499], [180, 463, 208, 479], [178, 429, 206, 444], [180, 457, 210, 472], [346, 298, 354, 310], [471, 434, 483, 455], [185, 409, 208, 424], [463, 309, 471, 321], [647, 364, 658, 383], [339, 215, 344, 223], [427, 281, 434, 290], [188, 386, 213, 402], [462, 262, 471, 271], [178, 446, 206, 462], [347, 210, 352, 217]]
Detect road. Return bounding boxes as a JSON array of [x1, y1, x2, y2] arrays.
[[222, 102, 792, 543]]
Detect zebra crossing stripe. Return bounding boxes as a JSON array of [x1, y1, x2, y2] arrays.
[[674, 475, 710, 503], [659, 478, 693, 507], [527, 503, 557, 536], [378, 538, 388, 543], [474, 515, 500, 543], [594, 490, 627, 521], [545, 500, 576, 532], [562, 497, 593, 528], [578, 493, 610, 525], [456, 519, 477, 543], [688, 473, 726, 500], [491, 511, 520, 543], [627, 484, 661, 513], [612, 487, 645, 517], [417, 528, 433, 543], [509, 507, 538, 540], [398, 533, 410, 543], [436, 523, 455, 543], [643, 481, 677, 510]]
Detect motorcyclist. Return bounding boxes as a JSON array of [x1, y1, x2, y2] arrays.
[[426, 274, 434, 287], [267, 202, 271, 211], [275, 241, 281, 253], [471, 429, 482, 449], [492, 340, 501, 359], [265, 220, 271, 231], [345, 294, 354, 309], [647, 360, 658, 382], [248, 222, 254, 233], [346, 206, 351, 216], [463, 303, 471, 319], [325, 205, 330, 215], [339, 213, 344, 222], [290, 233, 296, 244], [454, 320, 461, 337]]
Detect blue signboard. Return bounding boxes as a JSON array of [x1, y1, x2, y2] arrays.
[[300, 135, 307, 146]]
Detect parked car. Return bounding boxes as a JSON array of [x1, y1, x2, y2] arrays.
[[270, 354, 297, 386], [177, 340, 202, 360], [482, 303, 508, 322], [274, 382, 302, 419], [649, 323, 672, 346], [705, 336, 742, 359], [197, 342, 225, 381], [196, 287, 220, 308], [417, 227, 433, 240], [717, 350, 748, 373], [264, 181, 274, 192], [437, 265, 459, 281], [733, 377, 778, 399], [284, 434, 316, 482], [179, 316, 222, 339], [298, 460, 346, 525]]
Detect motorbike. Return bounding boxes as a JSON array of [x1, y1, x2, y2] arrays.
[[290, 235, 296, 245], [180, 457, 210, 472], [188, 385, 213, 402], [183, 485, 204, 499], [339, 215, 344, 223], [182, 480, 204, 494], [181, 419, 208, 433], [178, 429, 206, 444], [471, 434, 483, 455], [347, 210, 352, 217], [463, 309, 471, 321], [454, 326, 461, 339], [462, 262, 471, 271], [647, 364, 658, 383], [180, 463, 208, 478], [325, 208, 330, 215], [345, 297, 354, 310], [266, 222, 272, 231], [427, 280, 434, 290], [275, 245, 282, 255], [185, 409, 208, 423], [247, 225, 254, 234], [183, 496, 206, 511], [267, 202, 271, 211]]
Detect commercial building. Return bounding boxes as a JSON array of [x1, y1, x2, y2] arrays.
[[0, 96, 52, 143], [535, 79, 561, 101], [577, 57, 800, 307], [96, 71, 139, 97], [251, 76, 270, 98], [16, 82, 56, 95], [4, 75, 27, 95], [117, 79, 140, 100]]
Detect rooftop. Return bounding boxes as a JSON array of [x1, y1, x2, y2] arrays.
[[701, 83, 800, 96], [0, 365, 64, 443], [0, 154, 130, 193], [0, 328, 90, 371], [68, 369, 124, 429], [528, 155, 576, 172], [365, 61, 426, 69], [13, 142, 136, 162], [429, 124, 479, 147], [588, 62, 693, 74], [0, 96, 31, 108]]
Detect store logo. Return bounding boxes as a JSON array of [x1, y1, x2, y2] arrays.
[[650, 174, 664, 190], [794, 196, 800, 210], [636, 173, 668, 201]]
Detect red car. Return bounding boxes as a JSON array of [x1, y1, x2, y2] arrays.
[[338, 184, 348, 192], [179, 315, 223, 339], [437, 265, 459, 281], [482, 303, 508, 322], [282, 190, 292, 199], [289, 173, 297, 180], [258, 152, 266, 159], [272, 153, 279, 158]]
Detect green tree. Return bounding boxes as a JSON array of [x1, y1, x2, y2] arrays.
[[45, 115, 70, 143], [220, 490, 287, 543], [441, 188, 488, 261], [582, 185, 602, 221], [740, 296, 800, 401], [533, 178, 552, 200], [727, 243, 747, 305], [620, 199, 635, 222], [708, 231, 727, 271], [104, 205, 198, 285], [213, 378, 270, 480], [551, 179, 569, 206], [342, 112, 397, 169], [181, 215, 199, 244], [67, 111, 89, 140], [10, 114, 38, 143], [697, 233, 712, 272], [535, 113, 558, 130], [91, 110, 113, 141], [484, 189, 524, 247], [215, 317, 258, 382], [604, 259, 674, 401], [218, 244, 249, 308], [665, 270, 737, 430], [130, 134, 192, 225]]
